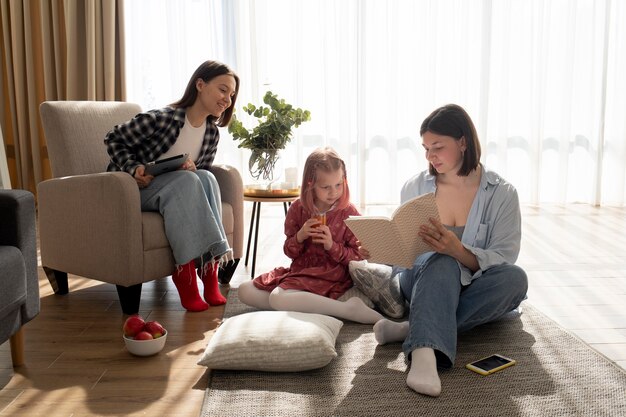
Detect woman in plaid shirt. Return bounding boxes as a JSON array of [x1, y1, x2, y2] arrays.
[[104, 60, 240, 312]]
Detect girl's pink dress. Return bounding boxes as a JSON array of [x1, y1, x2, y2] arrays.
[[252, 199, 363, 299]]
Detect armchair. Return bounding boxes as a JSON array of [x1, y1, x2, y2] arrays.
[[37, 101, 243, 315], [0, 189, 39, 366]]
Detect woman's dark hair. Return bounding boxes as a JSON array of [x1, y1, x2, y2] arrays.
[[171, 60, 240, 127], [420, 104, 481, 176]]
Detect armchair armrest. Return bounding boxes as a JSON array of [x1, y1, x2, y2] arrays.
[[0, 190, 38, 320], [37, 172, 145, 283], [0, 190, 35, 249], [209, 164, 244, 259]]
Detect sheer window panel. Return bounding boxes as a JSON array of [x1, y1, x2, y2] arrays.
[[231, 0, 359, 194], [484, 0, 615, 205], [124, 0, 231, 110], [123, 0, 626, 207], [124, 0, 244, 171], [361, 0, 484, 205], [600, 0, 626, 205]]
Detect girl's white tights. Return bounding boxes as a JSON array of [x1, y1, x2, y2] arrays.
[[238, 280, 272, 309], [238, 282, 383, 324]]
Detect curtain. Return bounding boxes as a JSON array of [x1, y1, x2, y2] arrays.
[[124, 0, 626, 207], [0, 0, 126, 192], [123, 0, 240, 165]]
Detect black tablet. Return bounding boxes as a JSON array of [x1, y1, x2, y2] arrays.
[[144, 153, 189, 176]]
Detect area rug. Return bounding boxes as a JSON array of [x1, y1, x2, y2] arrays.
[[201, 289, 626, 417]]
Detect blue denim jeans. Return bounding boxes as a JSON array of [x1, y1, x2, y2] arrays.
[[399, 253, 528, 368], [139, 169, 230, 265]]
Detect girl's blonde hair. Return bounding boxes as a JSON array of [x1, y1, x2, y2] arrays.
[[300, 147, 351, 214]]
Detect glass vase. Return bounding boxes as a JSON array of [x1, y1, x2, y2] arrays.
[[248, 148, 283, 190]]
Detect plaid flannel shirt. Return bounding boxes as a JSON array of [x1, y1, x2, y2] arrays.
[[104, 106, 219, 174]]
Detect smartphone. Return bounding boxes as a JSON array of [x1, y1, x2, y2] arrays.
[[466, 354, 516, 376]]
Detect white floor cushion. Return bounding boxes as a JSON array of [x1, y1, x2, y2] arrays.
[[198, 310, 343, 372]]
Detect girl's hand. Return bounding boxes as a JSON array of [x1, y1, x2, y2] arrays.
[[311, 224, 333, 250], [134, 166, 154, 188], [181, 157, 196, 171], [296, 218, 324, 243], [418, 217, 463, 256]]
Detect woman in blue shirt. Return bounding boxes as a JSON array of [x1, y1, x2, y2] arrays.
[[350, 104, 528, 397]]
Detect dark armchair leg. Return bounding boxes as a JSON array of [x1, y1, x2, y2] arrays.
[[218, 258, 240, 285], [43, 267, 69, 295], [116, 284, 143, 315]]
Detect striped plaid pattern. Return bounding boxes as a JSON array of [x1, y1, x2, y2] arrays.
[[104, 106, 219, 174]]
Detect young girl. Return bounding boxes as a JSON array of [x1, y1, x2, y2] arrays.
[[104, 60, 239, 312], [238, 147, 383, 324]]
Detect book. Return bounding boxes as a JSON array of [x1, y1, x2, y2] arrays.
[[344, 193, 439, 269]]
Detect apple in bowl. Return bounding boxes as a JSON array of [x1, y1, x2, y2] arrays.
[[144, 321, 166, 339], [122, 316, 167, 356], [123, 315, 145, 338]]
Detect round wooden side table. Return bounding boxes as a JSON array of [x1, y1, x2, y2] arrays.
[[243, 192, 299, 279]]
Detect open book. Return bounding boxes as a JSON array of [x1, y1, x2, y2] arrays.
[[344, 193, 439, 269]]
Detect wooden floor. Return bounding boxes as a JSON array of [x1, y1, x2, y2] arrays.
[[1, 202, 625, 416]]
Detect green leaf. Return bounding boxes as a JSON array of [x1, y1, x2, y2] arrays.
[[229, 90, 311, 152]]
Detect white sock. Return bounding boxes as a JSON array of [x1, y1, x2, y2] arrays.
[[406, 347, 441, 397], [373, 319, 409, 345]]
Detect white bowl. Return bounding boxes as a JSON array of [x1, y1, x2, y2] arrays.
[[123, 330, 167, 356]]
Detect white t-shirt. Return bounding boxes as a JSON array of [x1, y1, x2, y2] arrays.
[[157, 114, 204, 162]]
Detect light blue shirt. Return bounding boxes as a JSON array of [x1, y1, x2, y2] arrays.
[[400, 165, 522, 285]]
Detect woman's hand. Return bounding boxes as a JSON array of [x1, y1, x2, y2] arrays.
[[357, 241, 370, 259], [420, 217, 480, 272], [181, 157, 196, 171], [134, 166, 154, 188], [419, 217, 463, 256]]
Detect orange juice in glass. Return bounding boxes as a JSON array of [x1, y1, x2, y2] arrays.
[[312, 213, 326, 228]]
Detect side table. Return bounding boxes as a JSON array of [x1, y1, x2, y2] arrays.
[[244, 193, 299, 278]]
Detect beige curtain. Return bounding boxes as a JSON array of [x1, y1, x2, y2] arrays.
[[0, 0, 126, 193]]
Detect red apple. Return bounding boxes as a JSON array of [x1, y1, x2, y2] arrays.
[[144, 321, 166, 339], [123, 315, 145, 337], [134, 331, 153, 340]]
